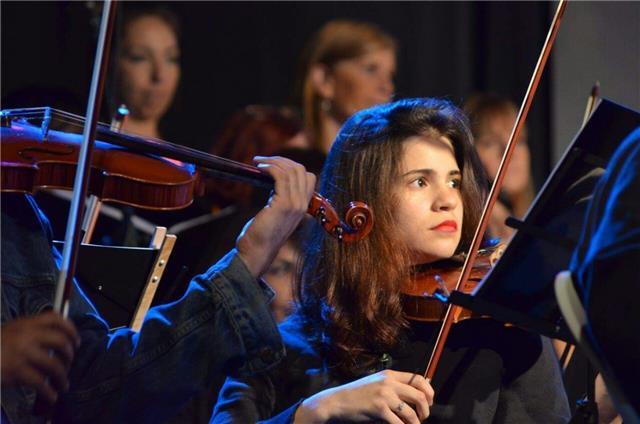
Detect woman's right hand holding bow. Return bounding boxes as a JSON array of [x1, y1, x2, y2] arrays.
[[294, 370, 434, 424]]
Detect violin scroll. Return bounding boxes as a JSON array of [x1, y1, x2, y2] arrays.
[[308, 194, 374, 243]]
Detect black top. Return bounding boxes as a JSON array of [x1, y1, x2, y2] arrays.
[[212, 314, 570, 423]]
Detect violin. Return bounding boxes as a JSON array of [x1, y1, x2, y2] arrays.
[[1, 117, 198, 210], [0, 107, 374, 243], [401, 242, 505, 323]]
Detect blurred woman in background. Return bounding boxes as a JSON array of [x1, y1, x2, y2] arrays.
[[298, 19, 397, 153], [464, 93, 535, 240], [112, 6, 181, 139]]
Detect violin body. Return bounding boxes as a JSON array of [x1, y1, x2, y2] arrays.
[[401, 243, 505, 323], [1, 123, 201, 210], [0, 107, 373, 241]]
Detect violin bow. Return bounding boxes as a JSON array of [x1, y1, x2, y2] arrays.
[[53, 0, 118, 316], [582, 82, 600, 128], [424, 0, 568, 381]]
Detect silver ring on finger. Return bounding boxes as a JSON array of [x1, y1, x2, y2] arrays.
[[396, 401, 405, 413]]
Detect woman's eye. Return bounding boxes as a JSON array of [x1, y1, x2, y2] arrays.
[[125, 53, 147, 63], [411, 177, 427, 188], [448, 178, 462, 189], [363, 63, 378, 74]]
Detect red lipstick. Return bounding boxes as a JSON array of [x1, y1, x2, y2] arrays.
[[431, 220, 458, 232]]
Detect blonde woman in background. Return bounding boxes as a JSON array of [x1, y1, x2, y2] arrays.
[[298, 20, 397, 153]]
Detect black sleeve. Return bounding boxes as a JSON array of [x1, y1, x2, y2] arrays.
[[495, 333, 571, 423]]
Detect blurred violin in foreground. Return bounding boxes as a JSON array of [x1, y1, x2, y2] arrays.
[[0, 107, 373, 242]]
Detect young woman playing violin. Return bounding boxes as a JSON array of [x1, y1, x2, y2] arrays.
[[211, 98, 570, 423]]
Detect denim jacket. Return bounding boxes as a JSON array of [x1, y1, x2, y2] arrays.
[[1, 194, 284, 423]]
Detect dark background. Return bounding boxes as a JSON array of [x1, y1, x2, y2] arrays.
[[1, 1, 552, 188]]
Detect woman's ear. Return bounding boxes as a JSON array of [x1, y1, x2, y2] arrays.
[[310, 64, 335, 100]]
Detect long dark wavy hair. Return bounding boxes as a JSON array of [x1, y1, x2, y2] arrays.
[[295, 98, 488, 377]]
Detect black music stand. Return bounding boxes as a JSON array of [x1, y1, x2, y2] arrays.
[[449, 98, 640, 341], [53, 227, 176, 330]]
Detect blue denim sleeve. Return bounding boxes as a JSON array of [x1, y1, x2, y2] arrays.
[[60, 249, 284, 423]]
